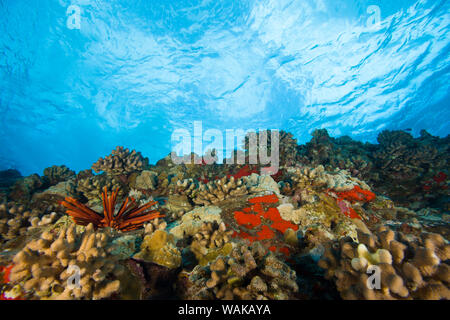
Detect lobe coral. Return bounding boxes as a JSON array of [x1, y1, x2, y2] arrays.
[[61, 187, 164, 232]]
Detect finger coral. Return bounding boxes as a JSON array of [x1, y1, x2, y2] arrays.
[[318, 226, 450, 300], [92, 146, 149, 176], [172, 176, 250, 206], [75, 172, 125, 206], [190, 221, 234, 266], [8, 223, 129, 300], [0, 202, 58, 244], [61, 187, 164, 232], [43, 165, 75, 186], [184, 242, 298, 300]]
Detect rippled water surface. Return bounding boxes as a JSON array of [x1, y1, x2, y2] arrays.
[[0, 0, 449, 174]]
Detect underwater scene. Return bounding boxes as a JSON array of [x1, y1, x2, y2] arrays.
[[0, 0, 449, 303]]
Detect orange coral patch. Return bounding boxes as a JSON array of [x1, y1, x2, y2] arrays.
[[335, 185, 375, 203], [249, 194, 279, 204], [0, 264, 13, 284], [346, 207, 361, 219], [257, 225, 275, 240], [251, 203, 264, 214], [262, 207, 280, 221], [233, 211, 261, 229], [279, 246, 290, 257]]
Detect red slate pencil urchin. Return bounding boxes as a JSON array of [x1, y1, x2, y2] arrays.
[[61, 187, 164, 232]]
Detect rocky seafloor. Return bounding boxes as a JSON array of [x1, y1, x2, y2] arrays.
[[0, 129, 448, 300]]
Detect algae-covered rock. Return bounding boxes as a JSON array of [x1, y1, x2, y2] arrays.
[[9, 174, 46, 202], [245, 174, 280, 195], [283, 228, 299, 246], [165, 194, 193, 213], [109, 234, 140, 259], [134, 230, 181, 269], [132, 170, 158, 190], [192, 242, 233, 266], [277, 194, 358, 241], [43, 165, 75, 186], [169, 206, 222, 240], [31, 180, 77, 205]]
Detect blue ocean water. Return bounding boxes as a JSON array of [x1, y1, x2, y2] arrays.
[[0, 0, 449, 175]]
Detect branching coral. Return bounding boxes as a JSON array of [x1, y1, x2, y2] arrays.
[[61, 187, 164, 232], [0, 202, 58, 244], [193, 176, 249, 205], [190, 221, 234, 266], [43, 165, 75, 186], [318, 226, 450, 300], [297, 129, 375, 181], [172, 176, 249, 206], [244, 130, 299, 166], [373, 130, 438, 181], [143, 217, 168, 235], [92, 146, 149, 176], [8, 223, 128, 300], [75, 172, 125, 205], [185, 242, 298, 300]]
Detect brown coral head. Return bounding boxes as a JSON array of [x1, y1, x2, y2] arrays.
[[61, 187, 164, 232]]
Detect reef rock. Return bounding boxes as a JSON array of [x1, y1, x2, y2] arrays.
[[132, 170, 158, 190], [245, 173, 280, 195], [134, 230, 181, 269], [169, 206, 223, 240]]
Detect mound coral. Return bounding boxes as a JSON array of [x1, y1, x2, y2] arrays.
[[134, 230, 181, 269], [318, 226, 450, 300], [61, 187, 164, 232], [8, 174, 46, 203]]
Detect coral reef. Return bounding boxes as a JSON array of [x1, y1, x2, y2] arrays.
[[170, 206, 223, 240], [297, 129, 449, 210], [0, 128, 448, 301], [244, 130, 299, 166], [8, 174, 46, 203]]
